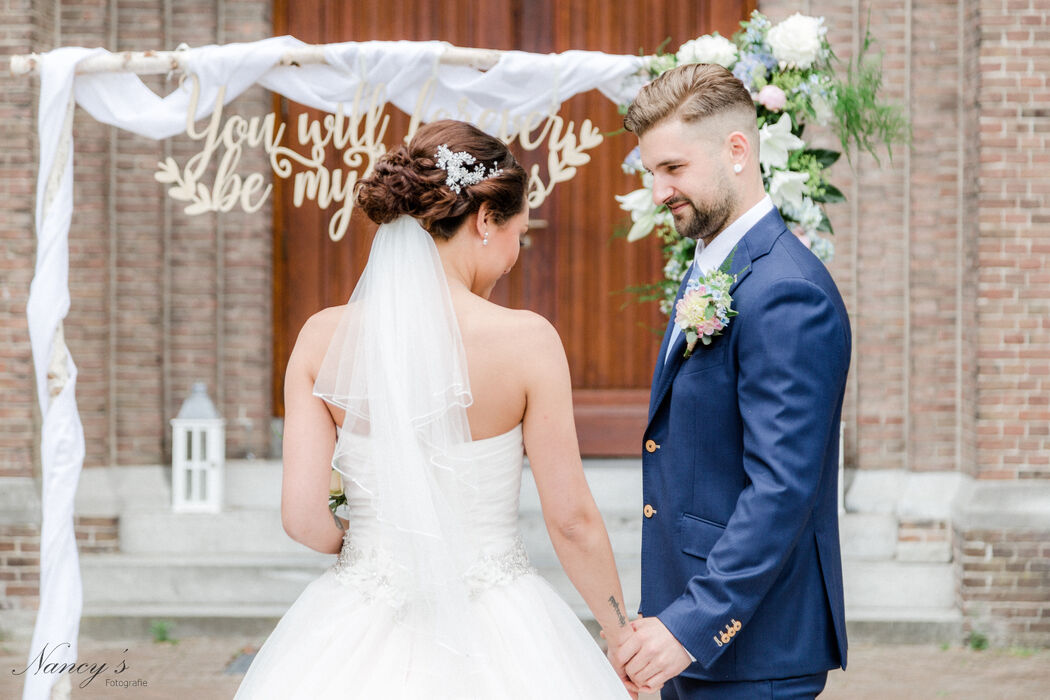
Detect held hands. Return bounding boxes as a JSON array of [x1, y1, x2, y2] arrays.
[[601, 626, 641, 699], [611, 616, 692, 695]]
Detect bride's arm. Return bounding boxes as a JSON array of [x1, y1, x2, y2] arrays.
[[520, 315, 634, 653], [280, 312, 347, 555]]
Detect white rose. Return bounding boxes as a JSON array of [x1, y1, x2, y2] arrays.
[[676, 34, 738, 69], [766, 13, 826, 70]]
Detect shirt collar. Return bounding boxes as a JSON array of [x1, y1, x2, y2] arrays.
[[692, 194, 774, 275]]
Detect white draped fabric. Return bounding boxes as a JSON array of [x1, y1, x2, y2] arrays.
[[24, 37, 644, 699]]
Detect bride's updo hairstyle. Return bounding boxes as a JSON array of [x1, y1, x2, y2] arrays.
[[356, 119, 528, 240]]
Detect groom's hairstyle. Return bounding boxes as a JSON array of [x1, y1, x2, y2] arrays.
[[623, 63, 757, 140]]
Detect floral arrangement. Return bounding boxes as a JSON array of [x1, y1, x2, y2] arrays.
[[617, 11, 908, 316], [675, 267, 739, 358]]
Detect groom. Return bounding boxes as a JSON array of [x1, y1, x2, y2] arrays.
[[613, 64, 851, 699]]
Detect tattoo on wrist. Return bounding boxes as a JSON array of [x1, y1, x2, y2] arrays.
[[608, 596, 627, 627]]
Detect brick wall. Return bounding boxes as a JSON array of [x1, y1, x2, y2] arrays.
[[955, 528, 1050, 646], [0, 0, 52, 481], [0, 0, 272, 630], [975, 0, 1050, 480], [761, 0, 982, 474], [2, 0, 274, 476], [73, 516, 119, 555], [0, 525, 41, 617]]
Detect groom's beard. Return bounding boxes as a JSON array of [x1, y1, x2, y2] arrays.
[[668, 176, 737, 245]]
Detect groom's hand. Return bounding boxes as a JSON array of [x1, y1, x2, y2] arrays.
[[616, 616, 692, 694]]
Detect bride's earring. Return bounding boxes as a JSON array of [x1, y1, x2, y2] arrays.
[[733, 163, 743, 174], [482, 231, 490, 246]]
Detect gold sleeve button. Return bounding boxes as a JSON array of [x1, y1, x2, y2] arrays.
[[643, 504, 656, 518], [645, 439, 659, 453]]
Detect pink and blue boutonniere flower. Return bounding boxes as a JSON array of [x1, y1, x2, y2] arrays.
[[674, 255, 742, 359]]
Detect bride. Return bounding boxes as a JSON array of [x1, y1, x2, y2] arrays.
[[234, 119, 636, 698]]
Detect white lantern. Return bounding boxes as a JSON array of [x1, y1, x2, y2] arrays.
[[170, 382, 225, 513]]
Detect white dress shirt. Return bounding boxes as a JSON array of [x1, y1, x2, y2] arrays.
[[665, 195, 774, 361]]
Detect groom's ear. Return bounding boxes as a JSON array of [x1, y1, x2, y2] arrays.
[[726, 130, 751, 166]]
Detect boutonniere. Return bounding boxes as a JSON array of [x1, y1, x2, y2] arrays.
[[674, 250, 743, 359]]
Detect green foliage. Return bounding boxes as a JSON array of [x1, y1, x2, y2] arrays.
[[831, 26, 911, 164], [329, 492, 347, 516], [616, 10, 909, 316], [150, 619, 178, 644], [967, 630, 990, 651]]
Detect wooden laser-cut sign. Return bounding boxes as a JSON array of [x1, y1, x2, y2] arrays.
[[155, 73, 604, 241]]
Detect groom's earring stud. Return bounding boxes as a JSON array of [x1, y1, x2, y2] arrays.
[[482, 231, 490, 246], [733, 163, 743, 174]]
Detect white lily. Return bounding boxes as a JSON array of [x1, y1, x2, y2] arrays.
[[759, 113, 806, 174], [768, 170, 810, 212], [626, 205, 661, 242], [615, 182, 663, 241]]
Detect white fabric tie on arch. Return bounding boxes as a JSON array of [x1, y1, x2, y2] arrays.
[[24, 37, 644, 700]]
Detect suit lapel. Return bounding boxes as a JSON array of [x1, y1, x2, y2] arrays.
[[647, 264, 694, 421], [645, 244, 751, 426], [645, 208, 787, 431]]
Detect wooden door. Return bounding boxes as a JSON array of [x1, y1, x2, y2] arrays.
[[273, 0, 756, 455]]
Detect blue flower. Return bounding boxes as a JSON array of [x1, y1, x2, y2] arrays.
[[753, 50, 778, 71], [732, 53, 768, 89], [809, 235, 835, 263], [621, 146, 644, 175]]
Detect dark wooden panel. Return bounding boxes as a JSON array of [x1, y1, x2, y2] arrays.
[[273, 0, 756, 454]]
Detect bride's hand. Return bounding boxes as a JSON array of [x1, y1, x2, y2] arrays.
[[601, 626, 641, 698]]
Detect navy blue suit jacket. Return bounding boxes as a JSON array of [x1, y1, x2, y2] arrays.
[[640, 207, 851, 682]]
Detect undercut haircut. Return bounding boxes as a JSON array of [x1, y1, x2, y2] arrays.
[[623, 63, 757, 139]]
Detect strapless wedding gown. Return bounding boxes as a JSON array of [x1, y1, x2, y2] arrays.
[[233, 424, 629, 699]]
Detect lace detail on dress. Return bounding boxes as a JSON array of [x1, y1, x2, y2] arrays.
[[330, 532, 535, 609], [462, 536, 535, 595]]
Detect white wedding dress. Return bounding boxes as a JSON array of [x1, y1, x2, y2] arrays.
[[233, 424, 629, 699], [234, 216, 629, 699]]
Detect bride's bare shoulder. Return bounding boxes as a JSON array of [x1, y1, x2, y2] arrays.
[[290, 305, 346, 366], [480, 304, 564, 359], [299, 305, 345, 339]]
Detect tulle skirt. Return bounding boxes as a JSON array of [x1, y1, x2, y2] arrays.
[[233, 567, 630, 699]]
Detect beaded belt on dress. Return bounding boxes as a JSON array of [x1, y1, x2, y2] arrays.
[[329, 531, 535, 608]]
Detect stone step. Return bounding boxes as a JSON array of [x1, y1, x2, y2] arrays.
[[79, 603, 289, 640], [845, 606, 964, 645], [81, 552, 332, 606], [839, 513, 898, 561], [843, 560, 956, 610], [118, 508, 303, 554]]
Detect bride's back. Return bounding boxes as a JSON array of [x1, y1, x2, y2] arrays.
[[451, 291, 540, 440], [309, 291, 544, 443]]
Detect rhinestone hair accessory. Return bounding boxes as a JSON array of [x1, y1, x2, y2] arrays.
[[434, 144, 503, 194]]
